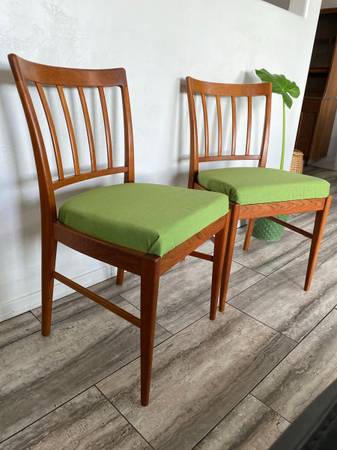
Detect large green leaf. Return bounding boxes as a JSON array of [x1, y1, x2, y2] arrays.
[[255, 68, 300, 108]]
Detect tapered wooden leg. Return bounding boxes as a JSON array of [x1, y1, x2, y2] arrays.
[[219, 204, 240, 312], [41, 234, 57, 337], [140, 259, 160, 406], [116, 268, 124, 285], [243, 219, 255, 251], [304, 196, 331, 291], [210, 216, 229, 320]]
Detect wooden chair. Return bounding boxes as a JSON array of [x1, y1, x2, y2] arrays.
[[186, 76, 331, 312], [8, 54, 230, 406]]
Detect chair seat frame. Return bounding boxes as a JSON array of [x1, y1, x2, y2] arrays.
[[9, 54, 229, 406]]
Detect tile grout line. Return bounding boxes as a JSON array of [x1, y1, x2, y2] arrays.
[[0, 385, 98, 446], [247, 308, 337, 420], [95, 385, 156, 450], [228, 302, 298, 346], [250, 393, 292, 424]]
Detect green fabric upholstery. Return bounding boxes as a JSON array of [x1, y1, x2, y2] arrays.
[[198, 167, 330, 205], [59, 183, 228, 257]]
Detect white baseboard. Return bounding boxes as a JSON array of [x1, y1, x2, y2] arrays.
[[0, 266, 115, 323]]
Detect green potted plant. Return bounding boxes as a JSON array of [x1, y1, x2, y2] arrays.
[[252, 68, 300, 241]]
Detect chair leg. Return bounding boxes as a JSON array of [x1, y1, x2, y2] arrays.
[[140, 259, 160, 406], [304, 196, 332, 291], [243, 219, 255, 251], [210, 216, 229, 320], [219, 204, 240, 312], [41, 235, 57, 337], [116, 268, 124, 285]]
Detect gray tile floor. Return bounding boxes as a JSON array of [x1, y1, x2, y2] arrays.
[[0, 167, 336, 450]]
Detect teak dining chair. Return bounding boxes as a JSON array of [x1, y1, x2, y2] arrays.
[[186, 76, 331, 311], [9, 54, 230, 406]]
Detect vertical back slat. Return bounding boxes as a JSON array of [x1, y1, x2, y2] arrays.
[[231, 96, 237, 155], [245, 96, 252, 156], [260, 93, 272, 167], [98, 86, 113, 168], [201, 94, 209, 157], [35, 83, 64, 180], [56, 85, 80, 175], [216, 95, 222, 156], [78, 87, 97, 172]]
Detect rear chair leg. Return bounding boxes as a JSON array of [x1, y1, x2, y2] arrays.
[[116, 268, 124, 285], [243, 219, 255, 251], [219, 204, 240, 312], [210, 216, 229, 320], [305, 196, 332, 291], [140, 259, 160, 406], [41, 235, 57, 336]]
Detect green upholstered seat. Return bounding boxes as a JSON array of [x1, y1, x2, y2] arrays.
[[59, 183, 228, 257], [198, 167, 330, 205]]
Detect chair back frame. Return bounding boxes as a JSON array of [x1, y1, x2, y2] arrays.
[[8, 54, 135, 229], [186, 76, 272, 187]]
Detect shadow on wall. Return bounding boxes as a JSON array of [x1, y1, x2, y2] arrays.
[[0, 68, 42, 250]]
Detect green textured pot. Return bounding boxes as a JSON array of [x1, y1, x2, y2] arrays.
[[252, 216, 288, 242]]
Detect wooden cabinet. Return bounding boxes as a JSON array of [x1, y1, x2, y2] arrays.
[[295, 8, 337, 161]]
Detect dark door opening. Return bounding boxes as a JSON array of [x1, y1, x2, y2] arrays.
[[295, 7, 337, 163]]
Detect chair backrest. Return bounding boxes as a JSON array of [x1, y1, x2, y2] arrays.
[[8, 54, 135, 224], [186, 76, 272, 187]]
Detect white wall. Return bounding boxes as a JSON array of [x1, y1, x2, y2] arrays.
[[0, 0, 321, 321]]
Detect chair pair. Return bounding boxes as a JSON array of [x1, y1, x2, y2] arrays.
[[9, 54, 230, 407], [186, 77, 331, 311]]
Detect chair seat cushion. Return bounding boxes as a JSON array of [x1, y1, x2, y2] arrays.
[[198, 167, 330, 205], [59, 183, 228, 257]]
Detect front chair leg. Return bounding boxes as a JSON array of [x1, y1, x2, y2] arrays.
[[305, 196, 332, 291], [243, 219, 255, 251], [140, 259, 160, 406], [219, 204, 240, 312], [41, 234, 57, 336], [210, 216, 229, 320], [116, 268, 124, 285]]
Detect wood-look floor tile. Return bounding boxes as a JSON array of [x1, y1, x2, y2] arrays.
[[195, 395, 289, 450], [98, 305, 295, 450], [233, 226, 309, 276], [253, 309, 337, 422], [122, 258, 263, 334], [0, 298, 170, 442], [0, 386, 150, 450], [230, 234, 337, 342], [0, 312, 40, 349]]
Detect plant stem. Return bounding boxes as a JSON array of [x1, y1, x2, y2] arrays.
[[280, 98, 286, 170]]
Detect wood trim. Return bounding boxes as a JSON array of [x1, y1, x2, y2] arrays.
[[56, 85, 80, 175], [98, 86, 113, 168], [54, 222, 155, 275], [77, 86, 97, 172], [231, 96, 236, 155], [320, 7, 337, 14], [52, 166, 128, 190], [216, 95, 222, 156], [267, 216, 313, 239], [35, 82, 64, 180], [160, 216, 226, 274], [238, 198, 325, 219], [201, 94, 209, 157], [199, 155, 260, 162], [190, 251, 213, 262], [54, 271, 141, 327]]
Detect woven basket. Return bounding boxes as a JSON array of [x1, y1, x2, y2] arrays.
[[290, 149, 304, 174]]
